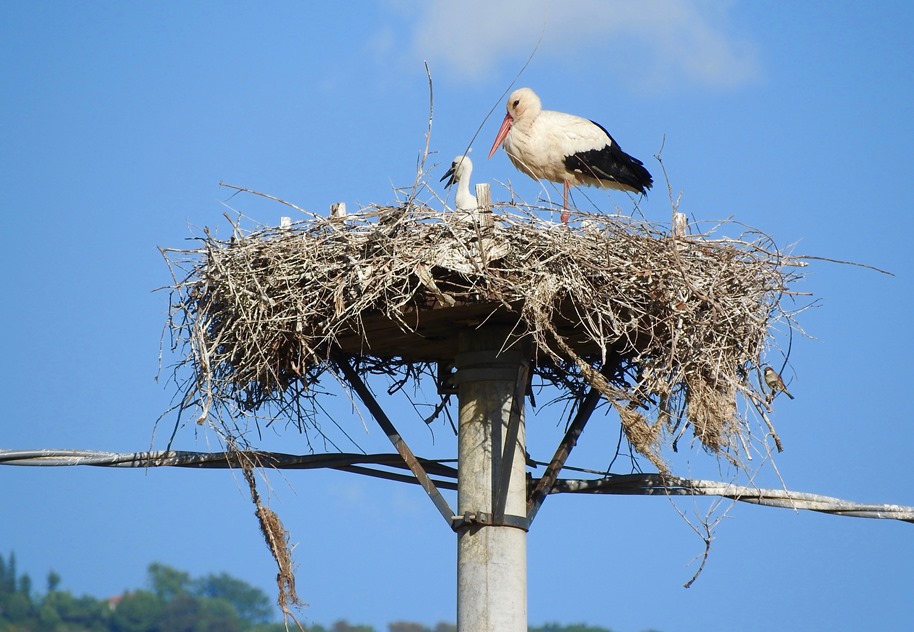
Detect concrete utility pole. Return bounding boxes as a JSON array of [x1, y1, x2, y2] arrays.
[[455, 327, 529, 632]]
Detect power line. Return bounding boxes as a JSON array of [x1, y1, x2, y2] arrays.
[[0, 448, 457, 484], [553, 474, 914, 523], [2, 448, 911, 524]]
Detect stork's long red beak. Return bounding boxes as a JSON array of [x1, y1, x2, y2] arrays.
[[488, 113, 513, 159]]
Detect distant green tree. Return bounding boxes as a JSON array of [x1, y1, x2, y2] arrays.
[[0, 553, 9, 593], [152, 591, 200, 632], [432, 624, 456, 632], [193, 571, 273, 624], [329, 620, 377, 632], [110, 590, 164, 632], [388, 622, 427, 632], [47, 569, 62, 593], [530, 625, 616, 632], [0, 552, 34, 625], [152, 591, 243, 632], [196, 596, 245, 632], [41, 590, 109, 631], [0, 552, 17, 593], [0, 589, 32, 623], [37, 597, 64, 629], [251, 623, 293, 632], [148, 563, 192, 602], [18, 572, 32, 598]]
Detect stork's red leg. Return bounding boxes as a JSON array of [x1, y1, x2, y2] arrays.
[[561, 181, 570, 224]]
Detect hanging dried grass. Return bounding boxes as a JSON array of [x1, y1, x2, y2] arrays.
[[161, 196, 806, 471]]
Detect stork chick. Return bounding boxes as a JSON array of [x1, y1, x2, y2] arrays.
[[441, 155, 478, 212]]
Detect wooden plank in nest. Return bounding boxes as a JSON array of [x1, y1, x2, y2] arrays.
[[332, 301, 522, 362]]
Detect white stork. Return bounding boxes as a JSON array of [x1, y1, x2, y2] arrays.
[[488, 87, 652, 222], [440, 155, 478, 212]]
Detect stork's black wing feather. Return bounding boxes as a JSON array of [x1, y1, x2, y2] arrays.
[[563, 120, 653, 194]]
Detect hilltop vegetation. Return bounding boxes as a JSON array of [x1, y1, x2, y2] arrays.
[[0, 551, 630, 632]]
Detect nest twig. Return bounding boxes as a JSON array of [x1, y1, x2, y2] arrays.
[[161, 196, 806, 471]]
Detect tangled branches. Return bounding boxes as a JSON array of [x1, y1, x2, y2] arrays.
[[162, 199, 805, 471]]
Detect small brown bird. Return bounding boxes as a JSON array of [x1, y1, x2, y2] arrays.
[[764, 366, 794, 400]]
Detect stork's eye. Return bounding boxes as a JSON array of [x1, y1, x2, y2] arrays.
[[512, 99, 520, 108]]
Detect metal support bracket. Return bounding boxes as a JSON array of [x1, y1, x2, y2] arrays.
[[526, 383, 602, 525], [450, 511, 530, 532], [334, 354, 457, 529]]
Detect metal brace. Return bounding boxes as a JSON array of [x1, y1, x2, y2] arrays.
[[450, 511, 530, 532]]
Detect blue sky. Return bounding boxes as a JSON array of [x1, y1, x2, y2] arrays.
[[2, 2, 913, 631]]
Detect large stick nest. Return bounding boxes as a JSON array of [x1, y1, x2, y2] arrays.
[[163, 200, 804, 471]]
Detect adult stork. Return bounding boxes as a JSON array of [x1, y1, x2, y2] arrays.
[[440, 155, 478, 212], [488, 87, 652, 222]]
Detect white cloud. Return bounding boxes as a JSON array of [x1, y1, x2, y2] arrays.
[[397, 0, 760, 91]]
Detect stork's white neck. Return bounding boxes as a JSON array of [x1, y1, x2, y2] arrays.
[[454, 176, 477, 212]]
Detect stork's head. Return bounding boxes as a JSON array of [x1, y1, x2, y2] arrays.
[[506, 87, 540, 121], [441, 155, 473, 188], [489, 87, 542, 158]]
